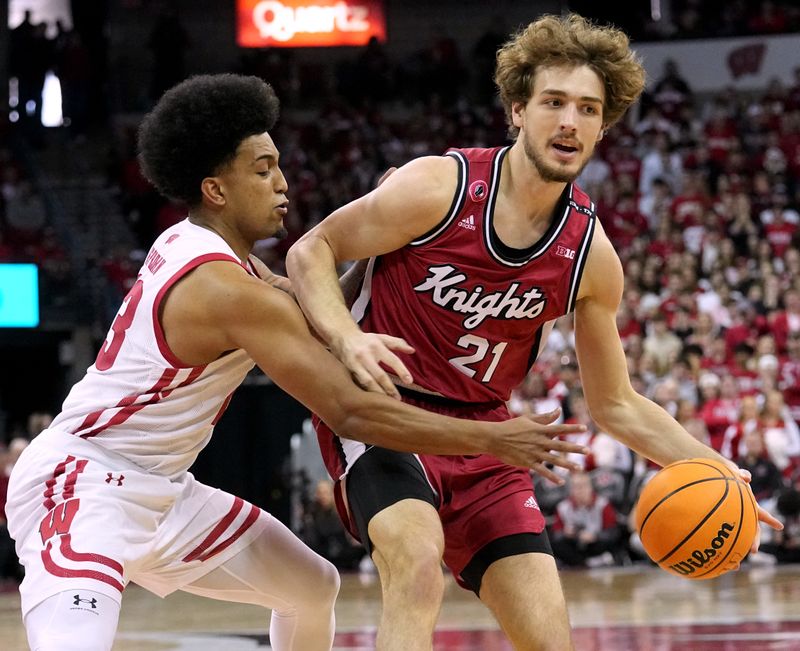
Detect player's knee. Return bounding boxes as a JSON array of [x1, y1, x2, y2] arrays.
[[376, 539, 444, 601], [383, 535, 441, 573], [315, 557, 341, 606], [289, 555, 340, 612]]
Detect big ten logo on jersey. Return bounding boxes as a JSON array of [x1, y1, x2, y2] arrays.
[[556, 245, 576, 260]]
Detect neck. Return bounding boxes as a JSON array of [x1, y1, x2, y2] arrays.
[[188, 211, 250, 264], [503, 141, 569, 226]]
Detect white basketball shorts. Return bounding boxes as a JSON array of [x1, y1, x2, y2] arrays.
[[6, 429, 270, 616]]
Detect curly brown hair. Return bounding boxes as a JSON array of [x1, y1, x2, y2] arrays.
[[495, 13, 646, 138]]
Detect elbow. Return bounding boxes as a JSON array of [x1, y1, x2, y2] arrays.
[[586, 395, 631, 441], [317, 394, 378, 447], [285, 238, 308, 277]]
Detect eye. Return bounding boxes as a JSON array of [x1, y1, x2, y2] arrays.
[[547, 98, 561, 107], [258, 170, 271, 177]]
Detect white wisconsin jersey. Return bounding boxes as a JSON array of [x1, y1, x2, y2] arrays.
[[49, 219, 256, 479]]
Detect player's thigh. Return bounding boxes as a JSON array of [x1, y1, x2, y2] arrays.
[[183, 513, 340, 610], [368, 498, 444, 558], [24, 589, 121, 651], [345, 447, 444, 567], [479, 552, 573, 651]]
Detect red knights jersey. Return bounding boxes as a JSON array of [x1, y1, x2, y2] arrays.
[[352, 146, 597, 403]]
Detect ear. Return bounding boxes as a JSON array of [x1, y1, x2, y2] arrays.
[[201, 177, 226, 208], [511, 101, 526, 129], [597, 127, 608, 142]]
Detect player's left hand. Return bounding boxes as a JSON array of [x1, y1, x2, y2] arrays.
[[727, 463, 783, 553]]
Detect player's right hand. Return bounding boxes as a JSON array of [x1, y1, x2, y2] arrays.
[[489, 408, 589, 482], [333, 331, 415, 399]]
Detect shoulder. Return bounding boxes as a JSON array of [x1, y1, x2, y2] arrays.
[[381, 155, 459, 198], [159, 258, 305, 364], [360, 155, 462, 237], [173, 260, 296, 327]]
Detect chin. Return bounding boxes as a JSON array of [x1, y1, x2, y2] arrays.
[[271, 226, 289, 240]]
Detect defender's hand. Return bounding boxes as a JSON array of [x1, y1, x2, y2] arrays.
[[725, 462, 784, 553], [333, 331, 415, 399], [490, 408, 588, 481]]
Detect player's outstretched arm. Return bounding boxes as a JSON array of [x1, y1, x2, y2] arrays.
[[175, 261, 589, 471], [573, 227, 782, 534]]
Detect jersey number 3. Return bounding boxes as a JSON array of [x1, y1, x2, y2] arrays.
[[95, 279, 145, 371], [449, 334, 507, 383]]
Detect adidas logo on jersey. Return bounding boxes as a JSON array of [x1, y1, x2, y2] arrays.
[[458, 214, 476, 231], [523, 495, 539, 510]]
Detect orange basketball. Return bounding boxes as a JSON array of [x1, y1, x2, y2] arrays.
[[634, 458, 759, 580]]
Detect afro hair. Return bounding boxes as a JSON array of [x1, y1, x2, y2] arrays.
[[137, 74, 280, 206]]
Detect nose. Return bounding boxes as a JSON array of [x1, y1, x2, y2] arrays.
[[274, 165, 288, 194], [560, 103, 579, 133]]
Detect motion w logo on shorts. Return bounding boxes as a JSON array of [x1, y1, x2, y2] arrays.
[[38, 455, 125, 593]]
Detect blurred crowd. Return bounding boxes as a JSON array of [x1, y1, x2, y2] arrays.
[[3, 5, 800, 573]]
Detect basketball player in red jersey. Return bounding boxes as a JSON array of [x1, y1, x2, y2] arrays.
[[5, 75, 589, 651], [287, 15, 783, 651]]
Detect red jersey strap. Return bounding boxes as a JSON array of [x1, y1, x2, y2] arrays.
[[410, 146, 505, 248]]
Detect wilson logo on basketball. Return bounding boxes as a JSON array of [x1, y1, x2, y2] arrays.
[[668, 521, 735, 576]]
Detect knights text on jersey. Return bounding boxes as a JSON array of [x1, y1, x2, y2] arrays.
[[352, 146, 596, 403], [47, 220, 256, 479]]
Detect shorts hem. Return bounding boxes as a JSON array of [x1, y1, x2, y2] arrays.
[[133, 513, 271, 598], [451, 522, 547, 576], [20, 580, 125, 619]]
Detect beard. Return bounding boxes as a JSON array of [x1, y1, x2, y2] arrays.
[[271, 226, 289, 240], [523, 135, 590, 183]]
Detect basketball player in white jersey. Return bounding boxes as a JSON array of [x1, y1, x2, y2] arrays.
[[5, 74, 591, 651]]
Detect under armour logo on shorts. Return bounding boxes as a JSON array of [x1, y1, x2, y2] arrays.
[[105, 473, 125, 486], [73, 594, 98, 608]]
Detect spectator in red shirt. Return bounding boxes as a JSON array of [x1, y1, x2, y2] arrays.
[[697, 371, 740, 451], [601, 191, 649, 251], [780, 332, 800, 424], [721, 393, 762, 460], [729, 342, 760, 395], [615, 303, 644, 346], [761, 389, 800, 477], [704, 101, 739, 165], [764, 207, 798, 260], [770, 288, 800, 354], [608, 135, 642, 186], [748, 1, 788, 34], [671, 171, 711, 230]]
